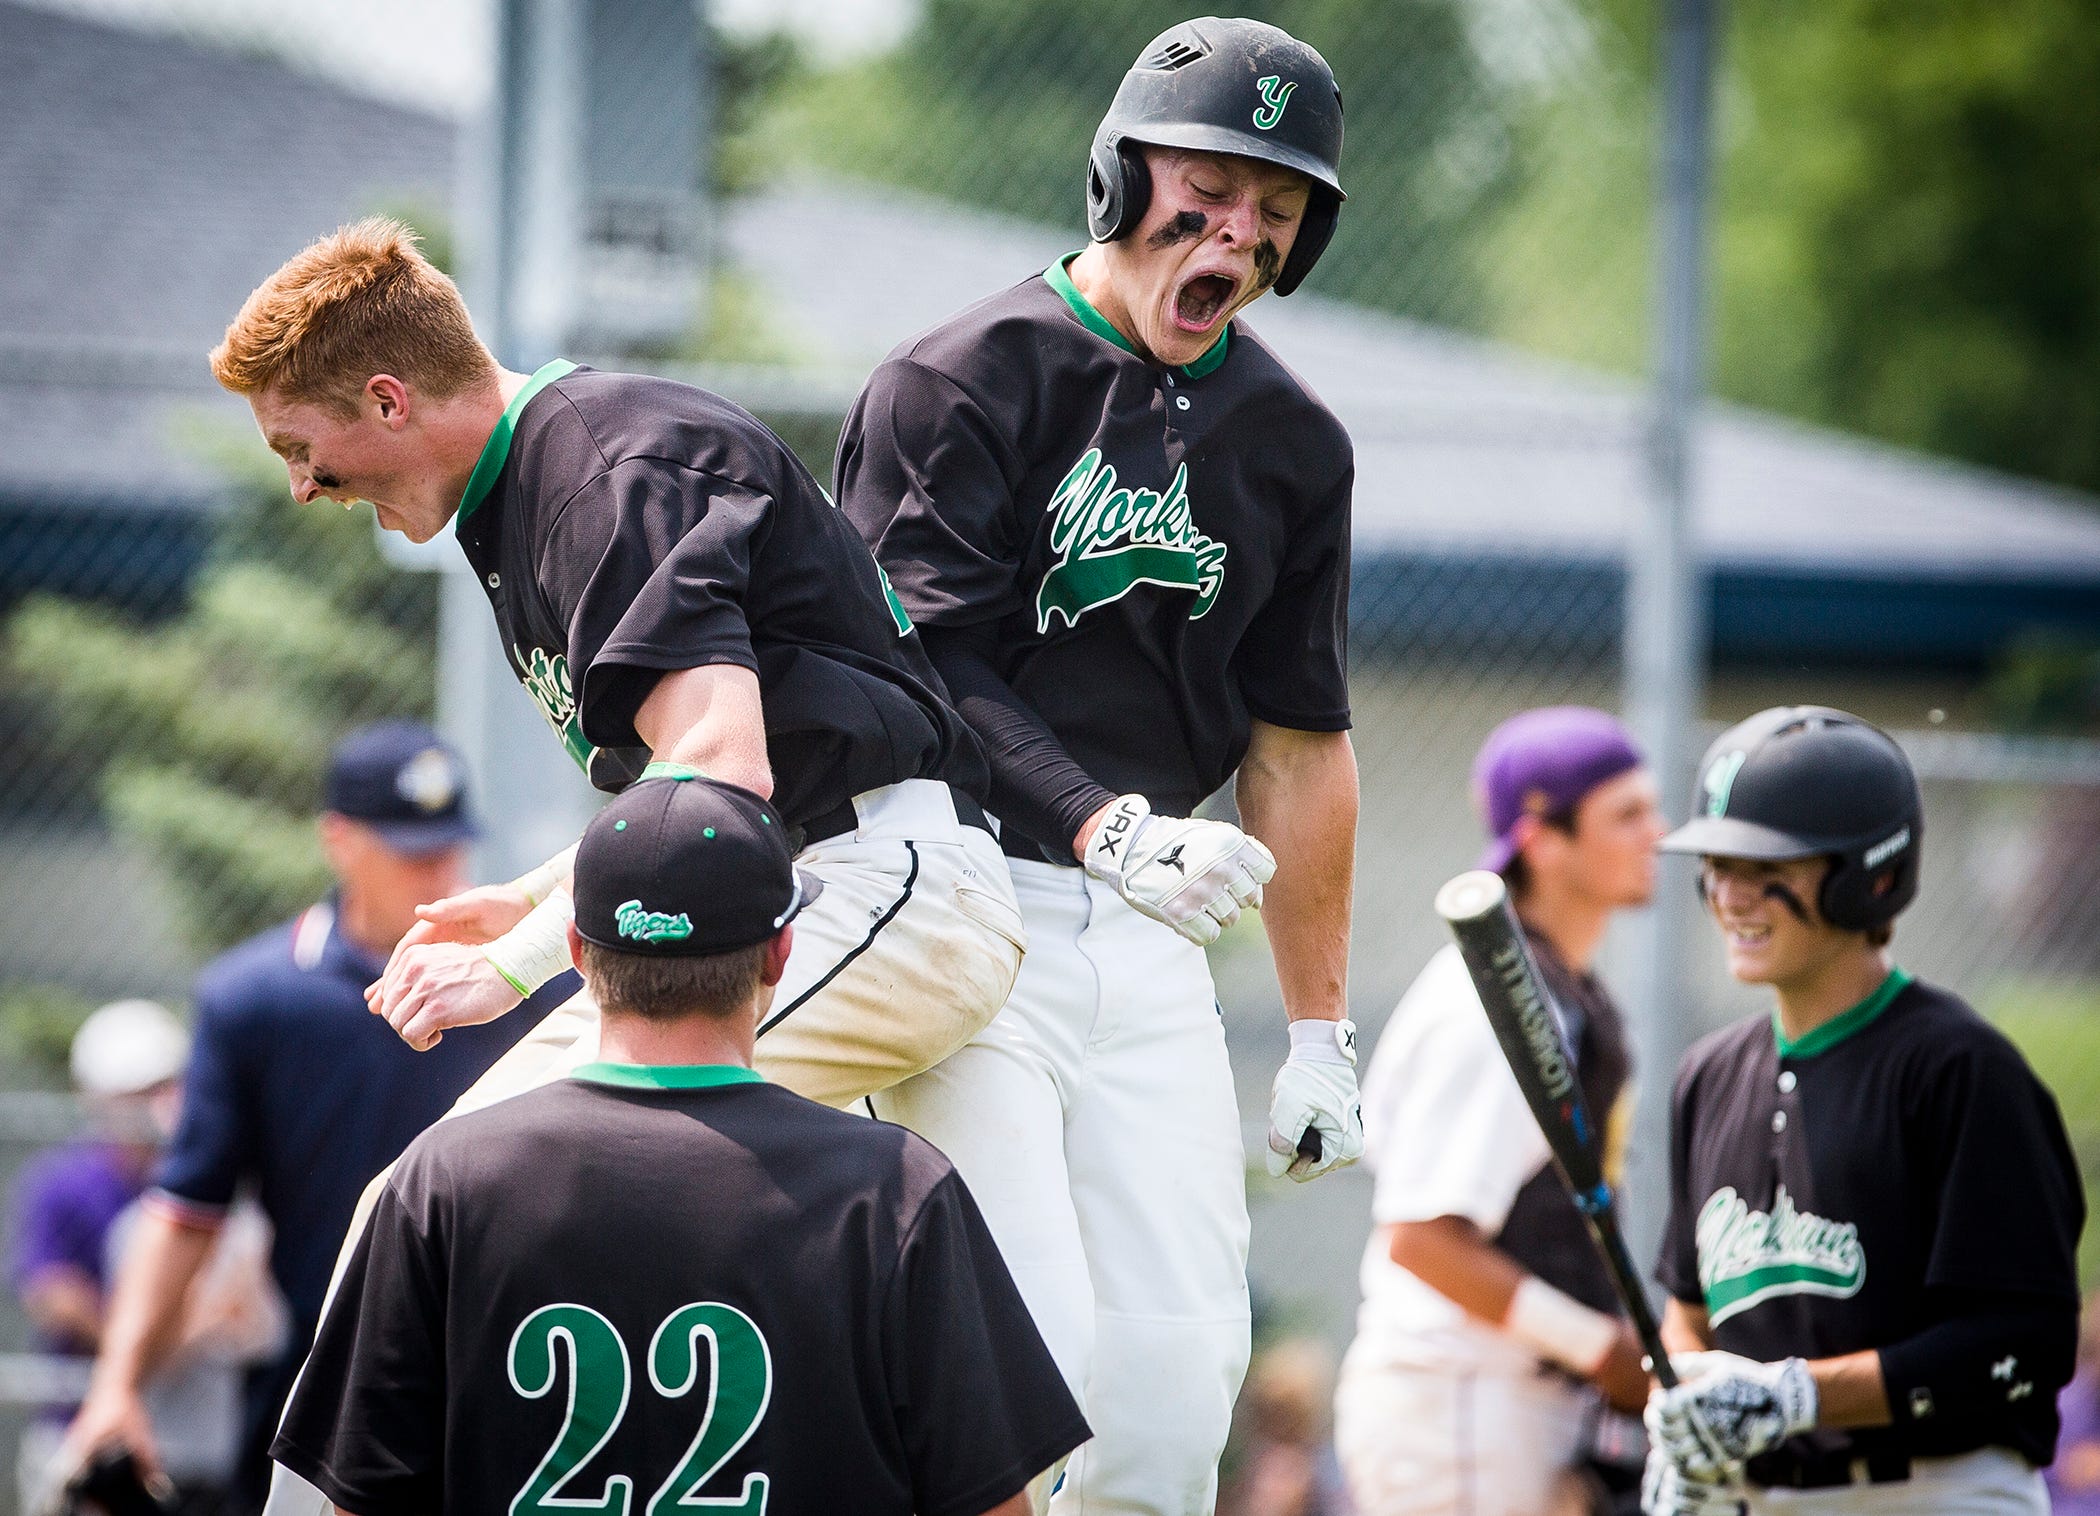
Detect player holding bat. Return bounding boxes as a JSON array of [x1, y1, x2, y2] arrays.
[[1638, 707, 2083, 1515], [1336, 708, 1668, 1516]]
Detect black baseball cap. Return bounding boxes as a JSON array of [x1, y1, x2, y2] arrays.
[[572, 768, 823, 956], [324, 721, 478, 854]]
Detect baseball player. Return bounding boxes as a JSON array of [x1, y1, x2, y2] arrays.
[[208, 218, 1026, 1114], [1335, 707, 1668, 1516], [836, 19, 1363, 1512], [1641, 706, 2083, 1515], [272, 772, 1090, 1516]]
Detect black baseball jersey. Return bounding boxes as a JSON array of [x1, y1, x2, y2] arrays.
[[273, 1065, 1089, 1516], [837, 256, 1352, 858], [1656, 971, 2083, 1471], [1495, 925, 1632, 1319], [453, 361, 987, 827]]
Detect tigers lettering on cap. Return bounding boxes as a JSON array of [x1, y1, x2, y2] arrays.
[[572, 765, 823, 957]]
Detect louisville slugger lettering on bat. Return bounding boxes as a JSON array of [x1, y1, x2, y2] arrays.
[[1434, 868, 1677, 1388]]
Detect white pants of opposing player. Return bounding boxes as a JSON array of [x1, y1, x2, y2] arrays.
[[874, 858, 1253, 1516], [1742, 1447, 2046, 1515], [260, 779, 1026, 1516], [1332, 1355, 1595, 1516]]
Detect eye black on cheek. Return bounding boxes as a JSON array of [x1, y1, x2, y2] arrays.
[[1252, 239, 1283, 288], [1145, 210, 1209, 250]]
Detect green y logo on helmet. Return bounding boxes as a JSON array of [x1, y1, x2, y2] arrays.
[[1702, 750, 1747, 818], [615, 899, 694, 945], [1035, 450, 1227, 633], [1253, 75, 1297, 131]]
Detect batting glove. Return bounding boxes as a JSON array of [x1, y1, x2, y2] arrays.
[[1640, 1447, 1745, 1516], [1082, 794, 1275, 947], [1265, 1018, 1365, 1181], [1647, 1352, 1817, 1483]]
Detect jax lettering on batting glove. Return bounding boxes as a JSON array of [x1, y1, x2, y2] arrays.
[[1265, 1017, 1364, 1181], [1640, 1447, 1745, 1516], [1647, 1352, 1817, 1483], [1082, 794, 1275, 947]]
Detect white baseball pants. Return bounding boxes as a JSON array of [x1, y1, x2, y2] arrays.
[[1333, 1354, 1594, 1516], [874, 858, 1253, 1516], [1744, 1447, 2046, 1514]]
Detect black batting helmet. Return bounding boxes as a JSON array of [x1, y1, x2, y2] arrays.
[[1659, 706, 1923, 932], [1087, 17, 1345, 297]]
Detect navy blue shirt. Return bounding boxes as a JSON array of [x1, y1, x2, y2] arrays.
[[153, 899, 570, 1334]]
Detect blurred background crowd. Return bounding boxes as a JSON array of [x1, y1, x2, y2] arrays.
[[1, 1, 2096, 1512]]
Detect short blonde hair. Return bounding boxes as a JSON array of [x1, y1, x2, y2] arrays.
[[210, 217, 494, 413]]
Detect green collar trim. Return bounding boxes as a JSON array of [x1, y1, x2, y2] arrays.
[[1045, 254, 1229, 380], [571, 1062, 765, 1091], [1775, 967, 1913, 1059], [456, 359, 578, 526], [638, 761, 707, 782]]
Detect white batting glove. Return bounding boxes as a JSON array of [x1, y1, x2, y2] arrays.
[[1265, 1018, 1364, 1181], [1641, 1446, 1745, 1516], [1647, 1352, 1817, 1483], [1082, 794, 1275, 947]]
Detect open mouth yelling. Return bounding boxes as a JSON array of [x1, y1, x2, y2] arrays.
[[1174, 272, 1238, 333]]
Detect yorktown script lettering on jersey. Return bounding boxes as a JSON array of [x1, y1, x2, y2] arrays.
[[1036, 450, 1228, 634], [1697, 1183, 1865, 1326], [514, 646, 596, 774]]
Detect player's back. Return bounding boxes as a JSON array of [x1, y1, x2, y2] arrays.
[[366, 1073, 1056, 1516]]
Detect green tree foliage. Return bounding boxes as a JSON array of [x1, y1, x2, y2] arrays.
[[745, 1, 2099, 497], [5, 449, 436, 957], [1719, 0, 2099, 495]]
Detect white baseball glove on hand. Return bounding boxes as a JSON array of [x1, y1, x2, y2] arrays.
[[1082, 794, 1275, 947], [1265, 1018, 1365, 1181], [1640, 1447, 1745, 1516], [1647, 1352, 1818, 1483]]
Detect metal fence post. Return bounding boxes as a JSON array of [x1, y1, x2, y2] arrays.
[[1622, 0, 1722, 1264]]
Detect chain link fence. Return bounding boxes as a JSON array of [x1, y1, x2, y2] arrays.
[[4, 0, 2099, 1507]]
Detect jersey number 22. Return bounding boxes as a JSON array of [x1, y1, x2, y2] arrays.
[[507, 1301, 774, 1516]]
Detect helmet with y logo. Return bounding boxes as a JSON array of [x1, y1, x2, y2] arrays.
[[1659, 706, 1923, 931], [1086, 16, 1346, 296]]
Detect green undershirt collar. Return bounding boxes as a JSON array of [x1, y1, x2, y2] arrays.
[[571, 1063, 765, 1091], [456, 358, 578, 526], [1045, 254, 1230, 380], [638, 761, 708, 782], [1775, 967, 1913, 1059]]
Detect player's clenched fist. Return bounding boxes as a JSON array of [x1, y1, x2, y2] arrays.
[[1646, 1351, 1817, 1482], [1082, 793, 1275, 947], [369, 941, 522, 1051], [1265, 1017, 1365, 1181]]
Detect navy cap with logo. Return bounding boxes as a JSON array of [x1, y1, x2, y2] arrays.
[[324, 721, 478, 855], [572, 766, 824, 957]]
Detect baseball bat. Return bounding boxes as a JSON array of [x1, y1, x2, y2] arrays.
[[1433, 868, 1677, 1389]]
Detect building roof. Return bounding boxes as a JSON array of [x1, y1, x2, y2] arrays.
[[6, 0, 2096, 658], [0, 0, 454, 507], [726, 179, 2100, 587]]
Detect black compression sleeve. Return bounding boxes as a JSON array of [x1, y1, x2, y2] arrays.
[[1875, 1291, 2075, 1453], [920, 623, 1117, 857]]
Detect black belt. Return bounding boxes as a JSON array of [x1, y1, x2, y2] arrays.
[[797, 786, 992, 850], [1754, 1447, 1910, 1489]]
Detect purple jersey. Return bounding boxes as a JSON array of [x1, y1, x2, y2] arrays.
[[2049, 1371, 2100, 1513], [8, 1141, 145, 1352]]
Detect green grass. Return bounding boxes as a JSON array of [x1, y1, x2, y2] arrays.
[[1983, 981, 2100, 1285]]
